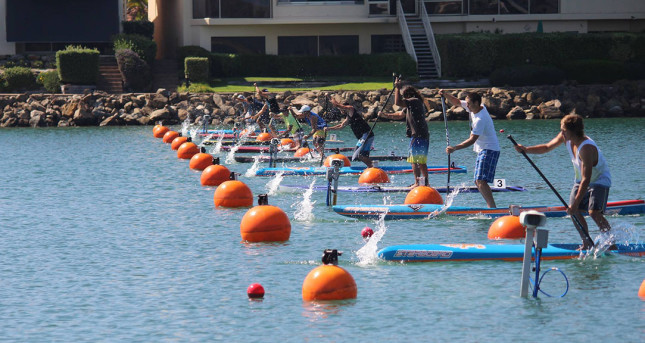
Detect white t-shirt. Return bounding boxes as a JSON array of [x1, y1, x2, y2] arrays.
[[460, 100, 500, 152]]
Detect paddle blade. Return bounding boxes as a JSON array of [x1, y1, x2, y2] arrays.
[[351, 139, 364, 161]]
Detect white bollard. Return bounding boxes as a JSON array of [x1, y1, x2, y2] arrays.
[[519, 210, 547, 297]]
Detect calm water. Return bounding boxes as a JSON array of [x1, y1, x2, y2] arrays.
[[1, 118, 644, 341]]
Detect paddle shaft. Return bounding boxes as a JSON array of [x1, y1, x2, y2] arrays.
[[507, 135, 594, 246], [441, 96, 451, 193]]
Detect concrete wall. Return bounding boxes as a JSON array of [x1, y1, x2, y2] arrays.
[[0, 1, 17, 54]]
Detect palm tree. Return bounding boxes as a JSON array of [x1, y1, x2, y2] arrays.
[[127, 0, 148, 21]]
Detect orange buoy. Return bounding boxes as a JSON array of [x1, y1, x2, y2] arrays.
[[256, 132, 272, 142], [162, 130, 180, 143], [201, 164, 230, 186], [280, 138, 295, 149], [639, 279, 645, 299], [302, 265, 357, 301], [189, 152, 213, 170], [153, 125, 169, 138], [294, 147, 311, 158], [177, 142, 200, 159], [214, 180, 253, 208], [404, 186, 443, 205], [240, 196, 291, 242], [324, 154, 351, 167], [358, 167, 389, 184], [171, 136, 189, 150], [488, 215, 526, 239]]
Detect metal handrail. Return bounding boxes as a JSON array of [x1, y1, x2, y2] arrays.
[[396, 0, 417, 63], [419, 0, 441, 77]]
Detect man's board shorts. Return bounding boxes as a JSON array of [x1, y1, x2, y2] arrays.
[[474, 149, 500, 183], [407, 137, 429, 164], [569, 183, 609, 212], [313, 129, 326, 147], [358, 135, 374, 158]]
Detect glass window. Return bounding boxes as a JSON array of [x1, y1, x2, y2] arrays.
[[278, 36, 317, 56], [193, 0, 220, 19], [424, 1, 463, 15], [530, 0, 558, 14], [211, 36, 265, 54], [371, 34, 405, 53], [221, 0, 270, 18], [469, 0, 498, 14], [319, 36, 359, 55], [369, 2, 389, 15], [500, 0, 527, 14]]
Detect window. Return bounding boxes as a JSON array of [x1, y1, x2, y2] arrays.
[[530, 0, 558, 14], [500, 0, 528, 14], [469, 0, 498, 14], [371, 35, 405, 53], [211, 37, 265, 54], [193, 0, 219, 18], [278, 36, 317, 56], [368, 1, 390, 15], [424, 1, 464, 15], [278, 0, 364, 3], [319, 36, 359, 55]]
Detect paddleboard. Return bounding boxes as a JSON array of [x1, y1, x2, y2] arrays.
[[378, 243, 645, 262], [279, 184, 526, 193], [202, 139, 344, 146], [255, 165, 467, 177], [234, 155, 406, 163], [333, 199, 645, 220]]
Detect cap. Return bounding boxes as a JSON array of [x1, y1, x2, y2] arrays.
[[236, 94, 245, 100], [298, 105, 311, 113], [261, 88, 269, 93]]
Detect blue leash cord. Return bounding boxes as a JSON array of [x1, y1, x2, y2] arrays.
[[529, 246, 569, 298]]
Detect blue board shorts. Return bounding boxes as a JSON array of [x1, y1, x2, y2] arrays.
[[358, 135, 374, 158], [569, 183, 609, 212], [407, 137, 429, 164], [474, 149, 499, 183]]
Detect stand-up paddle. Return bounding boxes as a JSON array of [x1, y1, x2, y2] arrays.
[[351, 73, 399, 161], [319, 95, 330, 166], [507, 135, 594, 247], [288, 106, 315, 159], [441, 96, 451, 193]]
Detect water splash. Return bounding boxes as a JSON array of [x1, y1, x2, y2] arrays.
[[266, 172, 285, 196], [356, 212, 389, 266], [209, 134, 225, 154], [225, 124, 256, 164], [581, 221, 639, 259], [425, 186, 463, 219], [180, 117, 191, 137], [293, 179, 316, 222], [244, 155, 263, 177]]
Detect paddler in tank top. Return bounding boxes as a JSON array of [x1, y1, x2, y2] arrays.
[[513, 114, 612, 249], [298, 105, 327, 155], [326, 97, 374, 167]]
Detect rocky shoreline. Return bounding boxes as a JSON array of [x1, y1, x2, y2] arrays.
[[1, 80, 643, 128]]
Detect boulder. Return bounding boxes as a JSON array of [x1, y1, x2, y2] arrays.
[[506, 106, 526, 120]]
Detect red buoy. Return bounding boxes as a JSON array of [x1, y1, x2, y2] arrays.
[[294, 147, 310, 158], [240, 196, 291, 242], [214, 180, 253, 208], [247, 283, 265, 299], [488, 215, 526, 239], [256, 132, 272, 142], [302, 265, 357, 301], [153, 125, 169, 138], [280, 138, 295, 149], [639, 279, 645, 299], [177, 142, 200, 159], [162, 130, 180, 143], [361, 227, 374, 239]]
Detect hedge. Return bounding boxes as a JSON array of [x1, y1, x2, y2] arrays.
[[185, 57, 210, 83], [56, 46, 100, 84], [116, 48, 151, 92], [37, 70, 61, 93], [435, 32, 645, 78], [122, 20, 154, 39], [113, 33, 157, 65], [489, 65, 565, 87], [3, 67, 36, 91]]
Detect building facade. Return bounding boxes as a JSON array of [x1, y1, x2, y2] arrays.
[[149, 0, 645, 59], [1, 0, 124, 55]]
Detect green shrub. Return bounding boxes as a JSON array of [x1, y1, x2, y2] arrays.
[[0, 73, 7, 92], [185, 57, 210, 82], [177, 45, 211, 68], [489, 65, 565, 86], [56, 46, 100, 84], [37, 70, 61, 93], [116, 48, 151, 92], [3, 66, 36, 91], [122, 20, 154, 39], [113, 34, 157, 65], [561, 59, 627, 84]]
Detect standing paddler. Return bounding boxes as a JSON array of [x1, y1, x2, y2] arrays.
[[513, 114, 612, 249], [440, 90, 500, 208], [325, 97, 374, 167]]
